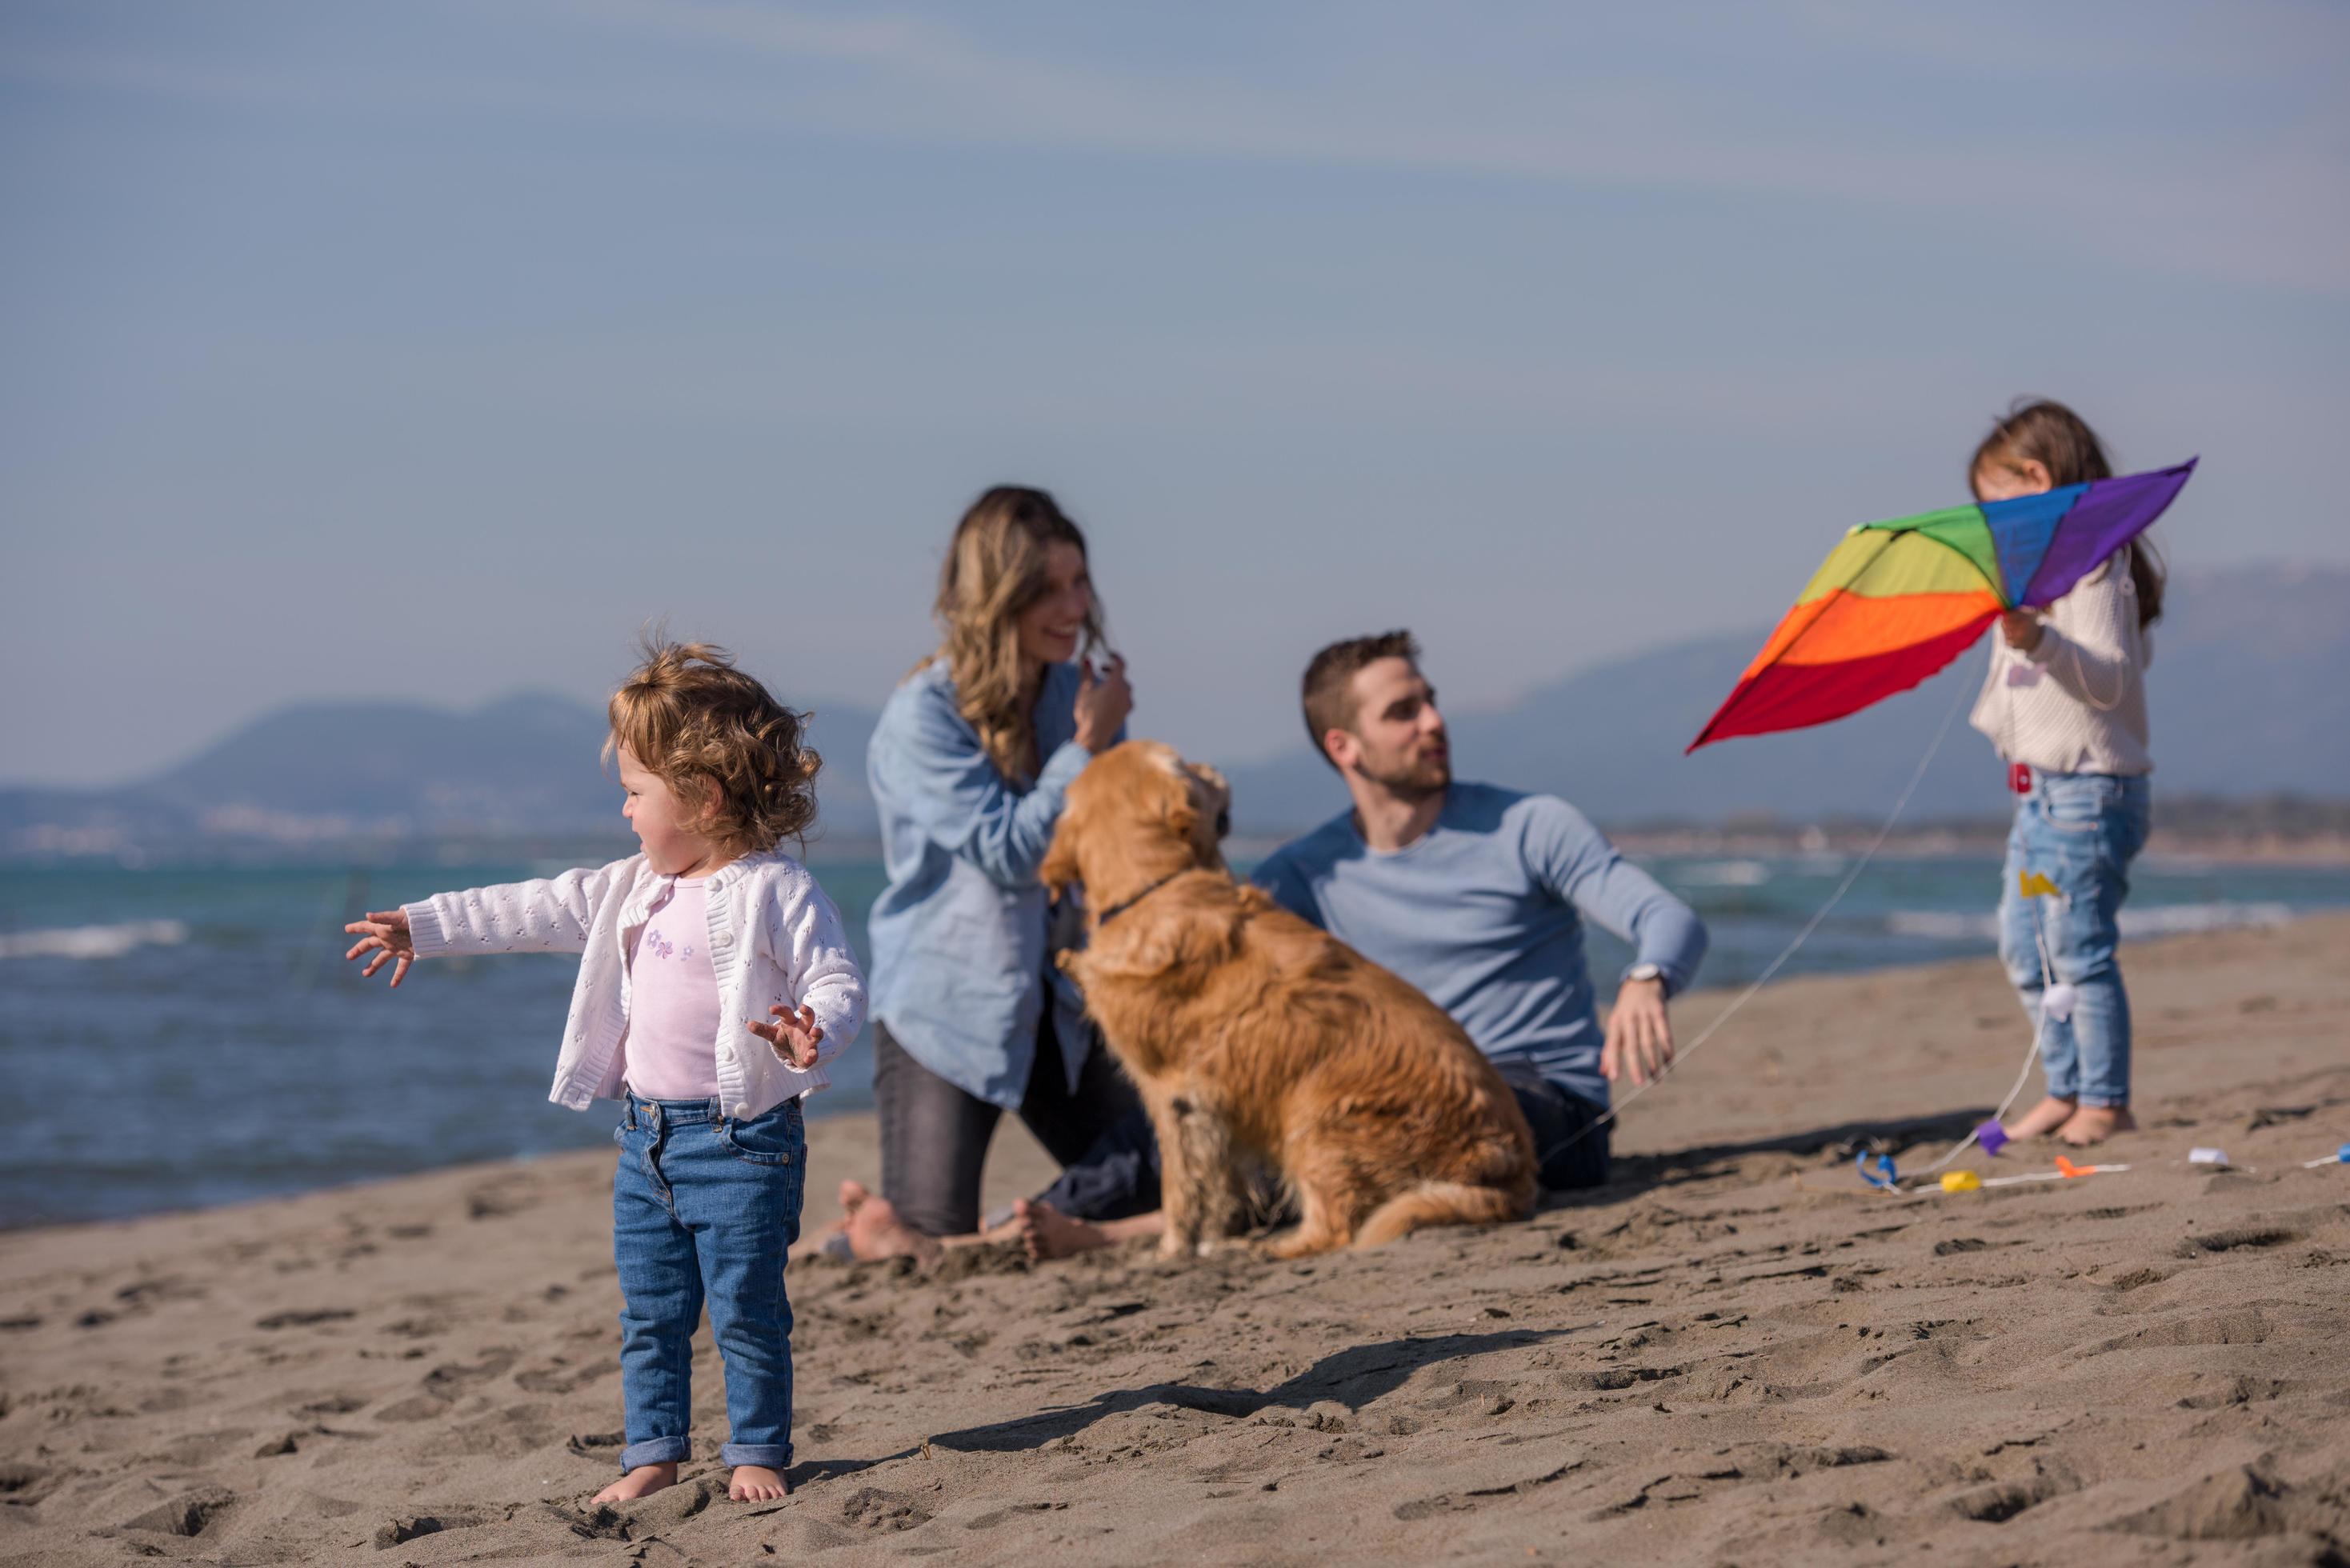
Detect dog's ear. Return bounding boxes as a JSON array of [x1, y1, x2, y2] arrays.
[[1159, 765, 1199, 842], [1083, 904, 1242, 982], [1040, 826, 1079, 902]]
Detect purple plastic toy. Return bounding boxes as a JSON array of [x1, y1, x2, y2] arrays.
[[1975, 1120, 2011, 1158]]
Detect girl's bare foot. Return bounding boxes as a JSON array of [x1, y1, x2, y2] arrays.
[[2004, 1096, 2077, 1140], [2056, 1105, 2134, 1146], [1014, 1198, 1164, 1261], [591, 1462, 677, 1504], [843, 1194, 941, 1265], [729, 1464, 790, 1502]]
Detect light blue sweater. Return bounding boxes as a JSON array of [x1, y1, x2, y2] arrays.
[[1251, 782, 1707, 1106]]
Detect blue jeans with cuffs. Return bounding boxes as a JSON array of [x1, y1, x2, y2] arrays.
[[611, 1091, 805, 1473], [1997, 771, 2152, 1110]]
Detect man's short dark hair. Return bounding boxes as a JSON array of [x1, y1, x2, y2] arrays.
[[1301, 630, 1419, 770]]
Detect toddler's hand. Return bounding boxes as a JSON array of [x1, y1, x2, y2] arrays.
[[748, 1004, 825, 1069], [2000, 609, 2045, 651], [342, 909, 417, 988]]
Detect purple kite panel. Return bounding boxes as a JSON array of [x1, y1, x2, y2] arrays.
[[2019, 459, 2197, 608]]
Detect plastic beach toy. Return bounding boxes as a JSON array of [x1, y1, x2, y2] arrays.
[[1975, 1120, 2011, 1158], [2188, 1147, 2229, 1166], [1856, 1150, 1900, 1191], [2304, 1143, 2350, 1170], [1940, 1171, 1982, 1193]]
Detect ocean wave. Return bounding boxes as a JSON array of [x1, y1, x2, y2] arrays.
[[1885, 902, 2299, 942], [0, 919, 191, 961], [1675, 859, 1772, 888]]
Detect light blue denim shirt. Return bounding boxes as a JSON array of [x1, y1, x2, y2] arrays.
[[866, 658, 1108, 1107]]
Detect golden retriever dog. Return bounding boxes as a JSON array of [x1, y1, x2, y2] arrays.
[[1040, 741, 1536, 1259]]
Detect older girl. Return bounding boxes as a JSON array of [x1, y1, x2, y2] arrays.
[[1969, 402, 2161, 1146]]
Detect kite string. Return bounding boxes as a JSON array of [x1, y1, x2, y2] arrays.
[[1552, 669, 1979, 1156], [1913, 894, 2053, 1175]]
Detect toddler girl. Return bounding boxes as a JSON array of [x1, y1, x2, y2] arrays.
[[344, 641, 865, 1502], [1968, 402, 2160, 1146]]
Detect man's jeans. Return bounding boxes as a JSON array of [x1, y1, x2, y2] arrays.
[[1997, 771, 2151, 1110], [611, 1092, 805, 1473]]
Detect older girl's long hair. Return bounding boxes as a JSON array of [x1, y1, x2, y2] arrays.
[[1972, 399, 2165, 629], [929, 486, 1105, 781]]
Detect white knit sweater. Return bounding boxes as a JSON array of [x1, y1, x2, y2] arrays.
[[1969, 552, 2152, 777], [402, 849, 866, 1120]]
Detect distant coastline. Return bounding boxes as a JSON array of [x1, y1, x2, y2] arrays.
[[14, 798, 2350, 871]]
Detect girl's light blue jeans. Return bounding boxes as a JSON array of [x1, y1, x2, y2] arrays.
[[1996, 771, 2152, 1109], [611, 1092, 805, 1473]]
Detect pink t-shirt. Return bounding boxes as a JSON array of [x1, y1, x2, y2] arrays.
[[620, 876, 723, 1100]]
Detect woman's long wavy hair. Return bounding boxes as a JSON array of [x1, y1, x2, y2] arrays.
[[1972, 399, 2165, 629], [927, 486, 1105, 782]]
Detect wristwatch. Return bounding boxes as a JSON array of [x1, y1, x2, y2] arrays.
[[1623, 962, 1669, 994]]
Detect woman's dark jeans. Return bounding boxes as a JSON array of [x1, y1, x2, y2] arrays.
[[873, 1011, 1143, 1238]]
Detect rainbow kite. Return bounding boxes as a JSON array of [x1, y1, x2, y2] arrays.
[[1689, 461, 2196, 750]]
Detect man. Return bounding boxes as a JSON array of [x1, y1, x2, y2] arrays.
[[1251, 630, 1706, 1190]]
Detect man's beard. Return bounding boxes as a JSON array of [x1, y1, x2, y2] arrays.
[[1359, 747, 1451, 802]]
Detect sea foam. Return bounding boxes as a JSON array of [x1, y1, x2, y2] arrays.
[[0, 920, 192, 961]]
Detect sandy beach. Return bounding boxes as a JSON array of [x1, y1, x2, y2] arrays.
[[3, 915, 2346, 1566]]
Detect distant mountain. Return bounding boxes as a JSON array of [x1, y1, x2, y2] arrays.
[[2, 694, 883, 856], [1220, 563, 2350, 833], [6, 564, 2342, 858]]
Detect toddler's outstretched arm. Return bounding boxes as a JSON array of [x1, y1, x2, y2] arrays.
[[342, 862, 626, 990]]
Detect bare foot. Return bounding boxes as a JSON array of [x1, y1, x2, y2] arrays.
[[1015, 1198, 1110, 1261], [591, 1462, 677, 1504], [843, 1194, 942, 1265], [2056, 1105, 2135, 1146], [787, 1179, 873, 1262], [729, 1463, 790, 1502], [1015, 1198, 1164, 1261], [2004, 1096, 2078, 1141]]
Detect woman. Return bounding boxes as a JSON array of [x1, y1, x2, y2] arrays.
[[851, 486, 1138, 1253]]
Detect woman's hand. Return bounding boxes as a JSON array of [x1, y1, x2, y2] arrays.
[[1073, 653, 1133, 754], [749, 1004, 825, 1069], [343, 909, 417, 988], [1601, 977, 1674, 1087], [2000, 610, 2045, 652]]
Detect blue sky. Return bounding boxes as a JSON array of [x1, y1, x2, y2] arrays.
[[4, 1, 2344, 786]]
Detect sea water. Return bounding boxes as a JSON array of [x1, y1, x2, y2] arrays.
[[3, 852, 2344, 1227]]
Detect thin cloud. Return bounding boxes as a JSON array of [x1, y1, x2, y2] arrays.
[[6, 1, 2343, 291]]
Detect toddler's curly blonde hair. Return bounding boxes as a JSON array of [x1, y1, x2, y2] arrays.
[[605, 638, 821, 854]]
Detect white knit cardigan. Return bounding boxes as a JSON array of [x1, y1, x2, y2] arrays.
[[402, 849, 867, 1120]]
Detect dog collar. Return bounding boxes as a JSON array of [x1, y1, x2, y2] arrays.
[[1091, 866, 1193, 928]]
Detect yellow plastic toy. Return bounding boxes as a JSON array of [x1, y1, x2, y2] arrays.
[[2016, 870, 2061, 900], [1940, 1171, 1982, 1193]]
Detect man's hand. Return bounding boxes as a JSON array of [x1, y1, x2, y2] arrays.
[[343, 909, 417, 988], [748, 1004, 825, 1069], [1601, 977, 1673, 1088], [2000, 609, 2045, 652]]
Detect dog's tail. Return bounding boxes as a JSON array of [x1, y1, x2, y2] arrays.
[[1353, 1181, 1531, 1249]]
